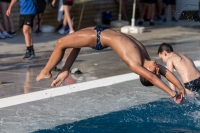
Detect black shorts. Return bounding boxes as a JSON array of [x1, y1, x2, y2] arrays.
[[63, 0, 73, 6], [163, 0, 176, 5], [184, 77, 200, 92], [19, 14, 35, 28], [143, 0, 156, 4], [0, 0, 11, 2]]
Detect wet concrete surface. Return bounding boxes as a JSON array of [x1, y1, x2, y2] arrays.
[[0, 20, 200, 132]]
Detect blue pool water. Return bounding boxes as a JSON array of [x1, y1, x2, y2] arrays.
[[34, 98, 200, 133]]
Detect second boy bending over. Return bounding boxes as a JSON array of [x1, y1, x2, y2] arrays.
[[36, 26, 185, 103], [158, 43, 200, 95]]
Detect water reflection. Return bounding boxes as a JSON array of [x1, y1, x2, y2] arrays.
[[23, 68, 32, 94]]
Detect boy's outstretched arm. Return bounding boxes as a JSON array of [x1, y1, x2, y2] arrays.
[[158, 64, 185, 97], [166, 60, 176, 91], [6, 0, 17, 16], [130, 63, 183, 103], [61, 48, 81, 72], [51, 48, 81, 86]]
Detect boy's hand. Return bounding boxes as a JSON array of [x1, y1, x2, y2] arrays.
[[6, 8, 11, 16], [179, 89, 185, 97], [155, 67, 161, 78], [172, 92, 183, 104], [51, 0, 56, 7]]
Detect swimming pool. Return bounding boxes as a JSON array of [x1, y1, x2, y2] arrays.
[[34, 98, 200, 133], [1, 69, 200, 133]]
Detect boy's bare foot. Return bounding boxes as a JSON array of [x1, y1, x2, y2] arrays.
[[51, 71, 69, 87], [36, 70, 52, 81], [0, 80, 2, 84]]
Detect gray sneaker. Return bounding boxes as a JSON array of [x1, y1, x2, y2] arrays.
[[8, 31, 16, 36], [0, 32, 6, 39], [23, 49, 36, 60], [3, 31, 13, 38]]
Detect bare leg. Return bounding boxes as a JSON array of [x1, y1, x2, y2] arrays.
[[0, 22, 5, 32], [51, 48, 81, 86], [0, 2, 9, 31], [140, 3, 148, 20], [36, 29, 96, 82], [23, 25, 33, 47], [6, 2, 15, 31], [171, 4, 176, 18], [147, 4, 151, 20], [0, 2, 14, 31], [33, 13, 43, 32], [150, 4, 155, 21], [116, 0, 128, 20], [157, 0, 162, 17], [164, 4, 169, 18], [136, 0, 143, 17], [63, 5, 74, 32]]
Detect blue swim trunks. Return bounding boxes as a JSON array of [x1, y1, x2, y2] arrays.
[[93, 25, 109, 50]]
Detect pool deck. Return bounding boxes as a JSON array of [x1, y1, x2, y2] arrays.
[[0, 20, 200, 132]]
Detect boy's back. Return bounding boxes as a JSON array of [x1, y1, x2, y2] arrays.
[[158, 43, 200, 93], [168, 53, 200, 83]]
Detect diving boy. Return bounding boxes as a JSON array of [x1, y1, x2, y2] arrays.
[[158, 43, 200, 95], [36, 26, 185, 103]]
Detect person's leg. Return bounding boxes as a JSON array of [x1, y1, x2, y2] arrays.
[[138, 2, 148, 25], [0, 2, 13, 38], [171, 1, 178, 22], [149, 3, 155, 25], [171, 4, 175, 17], [62, 5, 74, 33], [0, 22, 6, 39], [36, 28, 96, 81], [136, 0, 143, 17], [6, 3, 15, 35], [116, 0, 129, 21], [163, 2, 169, 22], [5, 2, 15, 33], [157, 0, 162, 20], [0, 2, 9, 31], [121, 0, 128, 21], [141, 3, 148, 19], [50, 48, 81, 86], [22, 15, 35, 59], [147, 3, 151, 20], [0, 22, 5, 32], [57, 5, 74, 69], [33, 13, 43, 33], [23, 25, 33, 47]]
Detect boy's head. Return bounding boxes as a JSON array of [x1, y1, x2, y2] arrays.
[[157, 43, 174, 63], [141, 60, 160, 87]]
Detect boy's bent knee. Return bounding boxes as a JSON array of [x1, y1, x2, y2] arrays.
[[55, 40, 65, 49]]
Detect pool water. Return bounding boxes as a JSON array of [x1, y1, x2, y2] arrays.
[[34, 98, 200, 133]]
